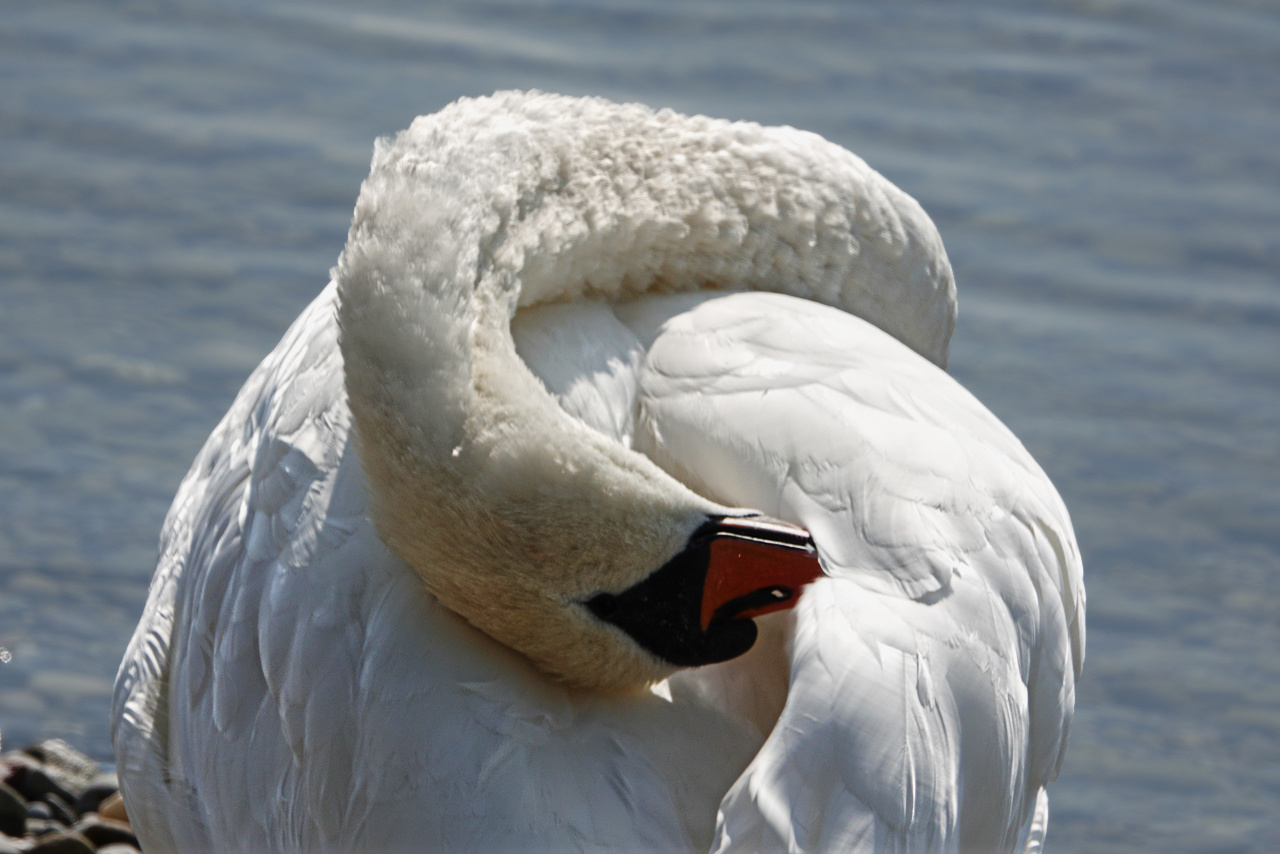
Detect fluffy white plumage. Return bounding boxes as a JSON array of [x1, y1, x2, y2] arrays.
[[112, 92, 1083, 852]]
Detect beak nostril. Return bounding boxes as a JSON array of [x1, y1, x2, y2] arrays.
[[712, 585, 797, 623]]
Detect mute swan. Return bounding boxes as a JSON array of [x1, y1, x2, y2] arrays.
[[112, 92, 1083, 853]]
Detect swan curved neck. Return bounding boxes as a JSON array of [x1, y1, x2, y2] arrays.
[[334, 91, 957, 688]]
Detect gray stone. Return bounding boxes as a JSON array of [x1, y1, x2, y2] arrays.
[[72, 774, 118, 818], [0, 834, 30, 854], [22, 820, 59, 839], [71, 816, 137, 850], [17, 744, 96, 797], [2, 760, 73, 808], [28, 831, 93, 854], [39, 794, 72, 829], [0, 782, 25, 838]]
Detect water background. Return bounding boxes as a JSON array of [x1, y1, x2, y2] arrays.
[[2, 1, 1278, 851]]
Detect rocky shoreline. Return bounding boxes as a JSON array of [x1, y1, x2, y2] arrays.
[[0, 740, 137, 853]]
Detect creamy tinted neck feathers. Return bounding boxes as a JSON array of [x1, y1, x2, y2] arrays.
[[334, 91, 957, 690]]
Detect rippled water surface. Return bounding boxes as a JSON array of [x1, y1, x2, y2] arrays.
[[2, 1, 1278, 850]]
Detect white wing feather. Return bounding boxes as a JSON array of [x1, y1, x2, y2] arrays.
[[620, 291, 1083, 852]]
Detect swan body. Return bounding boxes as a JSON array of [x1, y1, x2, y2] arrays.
[[112, 92, 1083, 852]]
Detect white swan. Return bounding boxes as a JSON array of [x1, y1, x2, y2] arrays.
[[112, 92, 1083, 853]]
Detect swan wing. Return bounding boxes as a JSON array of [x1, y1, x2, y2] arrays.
[[112, 284, 364, 849], [619, 290, 1083, 852], [114, 285, 768, 853]]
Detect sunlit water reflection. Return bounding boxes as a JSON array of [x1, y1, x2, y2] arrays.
[[1, 2, 1277, 851]]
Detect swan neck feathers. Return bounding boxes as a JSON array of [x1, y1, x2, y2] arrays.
[[334, 91, 957, 689]]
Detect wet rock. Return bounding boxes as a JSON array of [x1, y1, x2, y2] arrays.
[[72, 774, 118, 818], [0, 782, 26, 837], [0, 835, 31, 854], [0, 740, 127, 850], [70, 817, 136, 850], [2, 741, 97, 817], [27, 831, 93, 854], [18, 744, 96, 798], [2, 760, 74, 808], [22, 819, 60, 839], [23, 802, 51, 822], [38, 795, 73, 829]]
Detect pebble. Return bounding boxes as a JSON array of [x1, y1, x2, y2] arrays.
[[68, 820, 134, 851], [94, 798, 125, 827], [28, 831, 94, 854], [0, 836, 29, 854], [21, 819, 60, 838], [0, 740, 138, 853], [3, 761, 75, 808], [18, 745, 96, 796], [71, 778, 116, 820], [0, 783, 26, 838], [37, 797, 72, 830]]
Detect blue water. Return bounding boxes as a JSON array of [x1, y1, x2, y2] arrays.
[[2, 1, 1278, 850]]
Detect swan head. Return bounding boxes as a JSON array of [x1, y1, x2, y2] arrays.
[[583, 515, 825, 668]]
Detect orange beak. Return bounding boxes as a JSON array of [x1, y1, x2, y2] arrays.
[[698, 516, 826, 631]]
